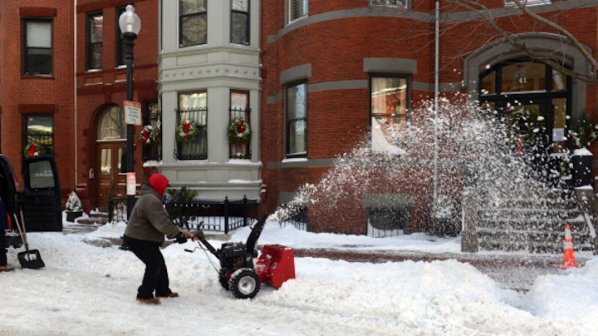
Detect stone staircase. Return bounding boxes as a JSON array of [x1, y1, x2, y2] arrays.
[[462, 188, 597, 253]]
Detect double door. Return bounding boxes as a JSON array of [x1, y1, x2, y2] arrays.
[[96, 142, 127, 209]]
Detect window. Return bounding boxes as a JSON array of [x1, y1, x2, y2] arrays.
[[23, 19, 53, 76], [180, 0, 207, 47], [370, 0, 408, 6], [24, 115, 54, 156], [87, 13, 103, 70], [504, 0, 550, 7], [370, 76, 409, 155], [230, 90, 251, 159], [115, 7, 126, 67], [288, 0, 308, 23], [176, 91, 207, 160], [231, 0, 250, 45], [286, 82, 307, 157]]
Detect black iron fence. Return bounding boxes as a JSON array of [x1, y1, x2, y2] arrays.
[[279, 205, 308, 231], [109, 195, 257, 234]]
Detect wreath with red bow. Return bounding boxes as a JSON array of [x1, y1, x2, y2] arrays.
[[138, 122, 161, 146], [228, 118, 251, 145], [24, 142, 43, 158], [176, 120, 197, 143]]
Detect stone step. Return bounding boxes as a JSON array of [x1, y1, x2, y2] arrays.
[[76, 212, 109, 225]]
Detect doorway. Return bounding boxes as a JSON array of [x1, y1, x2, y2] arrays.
[[95, 105, 127, 209]]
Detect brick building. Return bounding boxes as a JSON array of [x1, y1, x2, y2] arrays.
[[259, 0, 598, 235], [75, 0, 158, 210], [0, 1, 75, 195]]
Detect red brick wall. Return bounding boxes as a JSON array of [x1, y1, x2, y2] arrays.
[[0, 1, 74, 201], [260, 1, 598, 234], [75, 0, 158, 210]]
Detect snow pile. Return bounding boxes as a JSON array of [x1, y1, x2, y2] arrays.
[[0, 223, 597, 335]]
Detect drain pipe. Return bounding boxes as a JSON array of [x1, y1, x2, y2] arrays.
[[433, 0, 440, 211], [73, 0, 78, 192]]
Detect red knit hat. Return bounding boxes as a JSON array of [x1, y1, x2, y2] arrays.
[[148, 173, 169, 197]]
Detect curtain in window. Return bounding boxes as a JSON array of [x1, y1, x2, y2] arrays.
[[180, 0, 207, 47], [231, 0, 249, 44], [289, 0, 307, 21], [25, 21, 52, 75], [89, 14, 103, 69], [287, 83, 307, 155]]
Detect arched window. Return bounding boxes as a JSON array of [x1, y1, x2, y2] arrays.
[[97, 105, 126, 141]]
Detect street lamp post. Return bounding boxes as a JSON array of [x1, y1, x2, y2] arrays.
[[119, 5, 141, 219]]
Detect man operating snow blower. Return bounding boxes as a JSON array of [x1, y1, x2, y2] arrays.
[[123, 173, 195, 305]]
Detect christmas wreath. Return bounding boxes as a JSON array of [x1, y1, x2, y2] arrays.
[[24, 142, 43, 158], [138, 122, 161, 146], [176, 120, 197, 143], [228, 118, 251, 144]]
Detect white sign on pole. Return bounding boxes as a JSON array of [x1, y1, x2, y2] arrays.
[[124, 100, 142, 125], [126, 172, 136, 196]]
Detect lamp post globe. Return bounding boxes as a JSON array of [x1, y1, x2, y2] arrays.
[[119, 4, 141, 220]]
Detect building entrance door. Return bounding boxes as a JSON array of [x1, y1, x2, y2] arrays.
[[95, 105, 127, 209], [96, 142, 126, 208]]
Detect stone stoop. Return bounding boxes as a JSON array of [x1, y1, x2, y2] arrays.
[[462, 187, 596, 254], [76, 212, 109, 225]]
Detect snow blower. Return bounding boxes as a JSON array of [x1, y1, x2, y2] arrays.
[[186, 215, 295, 299]]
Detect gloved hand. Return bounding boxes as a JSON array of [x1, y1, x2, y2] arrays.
[[175, 232, 188, 244], [192, 230, 205, 241]]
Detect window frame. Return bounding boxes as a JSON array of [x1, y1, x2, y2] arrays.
[[22, 18, 54, 76], [504, 0, 551, 7], [115, 6, 126, 67], [176, 90, 208, 160], [369, 0, 409, 7], [285, 81, 308, 158], [86, 12, 103, 70], [368, 74, 411, 155], [23, 114, 55, 156], [179, 0, 208, 48], [287, 0, 308, 24], [230, 0, 250, 45]]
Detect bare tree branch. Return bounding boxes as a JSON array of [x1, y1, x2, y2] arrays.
[[447, 0, 598, 83]]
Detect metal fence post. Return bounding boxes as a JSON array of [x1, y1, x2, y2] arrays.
[[224, 196, 229, 234], [243, 195, 248, 227]]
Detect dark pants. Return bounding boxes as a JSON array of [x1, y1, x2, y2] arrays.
[[0, 229, 7, 266], [123, 235, 172, 299]]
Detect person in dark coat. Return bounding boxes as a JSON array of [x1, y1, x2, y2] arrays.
[[123, 173, 193, 304], [0, 196, 14, 272]]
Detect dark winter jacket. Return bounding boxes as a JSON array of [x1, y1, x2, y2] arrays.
[[124, 184, 181, 243]]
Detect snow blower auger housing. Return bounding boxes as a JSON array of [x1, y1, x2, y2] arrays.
[[188, 215, 295, 299]]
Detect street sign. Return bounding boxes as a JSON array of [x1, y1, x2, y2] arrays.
[[126, 172, 136, 196], [124, 100, 142, 125]]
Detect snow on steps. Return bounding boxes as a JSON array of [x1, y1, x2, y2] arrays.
[[467, 190, 596, 254]]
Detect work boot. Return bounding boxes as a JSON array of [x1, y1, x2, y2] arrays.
[[136, 297, 161, 305], [156, 292, 179, 298], [0, 265, 15, 272]]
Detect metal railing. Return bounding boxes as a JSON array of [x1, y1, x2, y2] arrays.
[[229, 107, 251, 159], [175, 107, 208, 160], [109, 195, 257, 234]]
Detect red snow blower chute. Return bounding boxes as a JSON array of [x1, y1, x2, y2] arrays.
[[186, 215, 295, 299]]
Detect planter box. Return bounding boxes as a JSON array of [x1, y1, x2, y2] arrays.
[[66, 211, 83, 222]]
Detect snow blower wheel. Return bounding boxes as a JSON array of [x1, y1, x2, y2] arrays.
[[229, 268, 260, 299]]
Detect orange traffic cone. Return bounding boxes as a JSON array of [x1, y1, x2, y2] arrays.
[[560, 224, 579, 269]]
